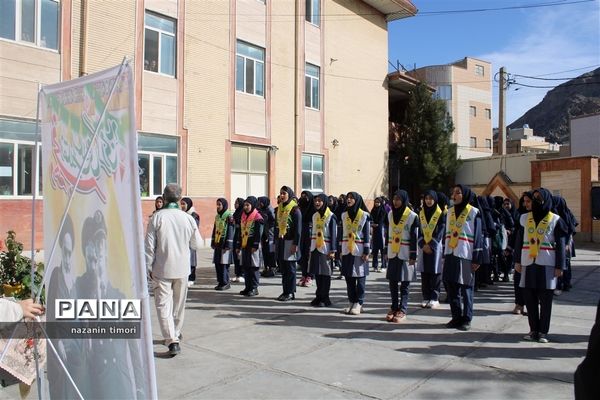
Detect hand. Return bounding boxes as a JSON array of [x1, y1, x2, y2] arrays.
[[554, 268, 563, 278], [471, 263, 480, 272], [423, 244, 432, 254], [408, 259, 415, 266], [515, 263, 522, 273], [19, 298, 44, 319], [361, 254, 368, 262], [251, 248, 257, 253], [290, 245, 298, 254], [503, 249, 511, 257], [223, 247, 230, 252], [328, 252, 336, 260], [236, 249, 241, 255]]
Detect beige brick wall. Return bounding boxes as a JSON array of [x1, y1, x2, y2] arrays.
[[184, 0, 231, 197], [142, 74, 177, 135]]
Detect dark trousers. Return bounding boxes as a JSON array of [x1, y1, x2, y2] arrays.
[[300, 250, 312, 278], [188, 266, 196, 282], [371, 248, 386, 270], [243, 266, 260, 292], [557, 257, 572, 290], [513, 271, 525, 306], [389, 280, 410, 313], [523, 287, 554, 334], [215, 264, 230, 286], [421, 272, 442, 301], [280, 260, 297, 295], [233, 251, 243, 277], [261, 240, 275, 269], [315, 275, 331, 301], [447, 281, 474, 322], [345, 276, 366, 305]]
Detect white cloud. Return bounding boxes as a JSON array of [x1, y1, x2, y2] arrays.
[[477, 3, 600, 126]]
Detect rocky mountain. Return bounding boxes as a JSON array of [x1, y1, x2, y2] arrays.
[[508, 67, 600, 144]]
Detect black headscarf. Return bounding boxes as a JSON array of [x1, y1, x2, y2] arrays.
[[244, 196, 258, 214], [422, 190, 438, 220], [217, 197, 229, 215], [518, 191, 533, 215], [280, 186, 296, 206], [233, 197, 245, 223], [436, 191, 448, 211], [392, 190, 409, 224], [314, 193, 329, 217], [532, 188, 553, 224], [328, 195, 338, 214], [155, 196, 164, 211], [346, 191, 368, 220], [299, 190, 315, 221], [181, 197, 193, 211], [453, 184, 472, 216], [552, 195, 577, 235], [370, 197, 385, 224]]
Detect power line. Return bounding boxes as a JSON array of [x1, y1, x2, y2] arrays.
[[513, 80, 600, 89]]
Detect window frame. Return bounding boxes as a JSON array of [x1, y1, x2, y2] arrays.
[[305, 0, 320, 27], [301, 153, 324, 192], [143, 10, 177, 77], [469, 106, 477, 117], [231, 144, 269, 199], [0, 139, 43, 199], [235, 40, 265, 98], [305, 63, 320, 110], [0, 0, 60, 51], [485, 139, 492, 149], [137, 133, 179, 199], [485, 108, 492, 120], [475, 64, 485, 76], [469, 137, 477, 148]]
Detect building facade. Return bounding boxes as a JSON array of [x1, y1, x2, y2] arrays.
[[408, 57, 493, 160], [0, 0, 416, 247]]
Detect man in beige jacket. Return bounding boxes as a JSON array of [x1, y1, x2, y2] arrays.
[[145, 183, 202, 356]]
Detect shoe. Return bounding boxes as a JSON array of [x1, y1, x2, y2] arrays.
[[304, 277, 313, 287], [445, 319, 462, 329], [429, 300, 440, 309], [392, 311, 406, 323], [523, 331, 538, 341], [245, 289, 259, 297], [187, 281, 194, 287], [276, 293, 286, 301], [421, 301, 429, 308], [261, 269, 275, 278], [168, 342, 181, 356], [502, 275, 510, 282], [238, 277, 245, 283], [538, 334, 549, 343], [457, 322, 471, 331], [343, 302, 355, 314], [349, 303, 362, 315], [375, 268, 382, 273], [323, 299, 333, 307], [385, 309, 395, 322], [310, 298, 321, 307], [280, 293, 294, 302], [554, 289, 562, 296], [220, 283, 231, 290], [239, 289, 249, 295], [336, 274, 344, 280], [512, 305, 523, 315], [298, 277, 306, 287]]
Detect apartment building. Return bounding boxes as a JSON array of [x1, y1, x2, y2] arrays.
[[0, 0, 417, 246], [408, 57, 493, 159]]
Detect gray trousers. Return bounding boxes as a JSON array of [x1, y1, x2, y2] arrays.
[[153, 277, 188, 345]]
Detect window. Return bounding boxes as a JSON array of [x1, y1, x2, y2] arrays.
[[236, 40, 265, 97], [138, 133, 178, 198], [475, 64, 484, 76], [305, 63, 320, 110], [470, 106, 477, 117], [434, 85, 452, 100], [485, 108, 491, 119], [0, 119, 42, 197], [485, 139, 492, 149], [306, 0, 320, 26], [144, 11, 176, 76], [0, 0, 59, 50], [301, 154, 324, 192], [469, 137, 477, 148], [231, 145, 268, 200]]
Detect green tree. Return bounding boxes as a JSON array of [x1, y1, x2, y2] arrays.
[[390, 82, 461, 201]]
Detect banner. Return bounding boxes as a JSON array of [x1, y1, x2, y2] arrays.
[[40, 62, 156, 399]]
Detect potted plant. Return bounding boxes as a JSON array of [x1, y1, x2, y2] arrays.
[[0, 231, 44, 301]]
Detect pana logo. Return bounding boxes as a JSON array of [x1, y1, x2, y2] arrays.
[[55, 299, 141, 320]]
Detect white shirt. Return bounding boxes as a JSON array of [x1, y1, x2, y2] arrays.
[[145, 208, 202, 279]]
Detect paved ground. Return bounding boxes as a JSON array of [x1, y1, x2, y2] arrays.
[[2, 244, 598, 399]]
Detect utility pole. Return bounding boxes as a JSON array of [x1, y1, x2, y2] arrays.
[[498, 67, 507, 156]]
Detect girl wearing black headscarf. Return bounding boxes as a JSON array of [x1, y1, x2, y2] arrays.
[[308, 193, 338, 307], [237, 196, 264, 297], [258, 196, 277, 278], [340, 192, 371, 315], [298, 190, 315, 287], [443, 184, 484, 331], [552, 195, 577, 295], [275, 186, 302, 301], [211, 198, 234, 290], [514, 188, 567, 343], [232, 197, 245, 283], [417, 190, 446, 309], [436, 191, 449, 215], [384, 190, 418, 323], [370, 197, 387, 273], [180, 197, 200, 287], [510, 192, 533, 315]]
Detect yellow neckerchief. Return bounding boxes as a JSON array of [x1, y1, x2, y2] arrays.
[[389, 207, 412, 254], [442, 205, 448, 215], [526, 211, 554, 258], [214, 210, 232, 244], [344, 209, 365, 250], [277, 199, 298, 239], [419, 206, 442, 244], [448, 204, 472, 249], [241, 209, 260, 249], [314, 207, 332, 249]]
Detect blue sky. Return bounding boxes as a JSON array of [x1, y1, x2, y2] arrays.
[[388, 0, 600, 127]]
